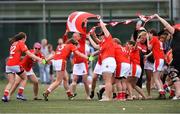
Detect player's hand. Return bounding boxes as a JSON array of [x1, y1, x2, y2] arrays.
[[89, 27, 96, 35], [97, 15, 101, 19], [153, 14, 159, 18]]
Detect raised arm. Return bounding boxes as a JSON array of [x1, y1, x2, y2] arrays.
[[146, 33, 152, 50], [97, 16, 110, 37], [90, 28, 101, 43], [63, 30, 68, 42], [154, 14, 175, 34], [87, 35, 100, 49]]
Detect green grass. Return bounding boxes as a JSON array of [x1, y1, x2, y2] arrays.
[[0, 80, 180, 113]]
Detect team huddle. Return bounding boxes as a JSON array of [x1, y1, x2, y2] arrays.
[[1, 13, 180, 102]]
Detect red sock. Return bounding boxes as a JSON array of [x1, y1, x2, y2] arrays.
[[122, 92, 126, 99], [159, 91, 165, 95], [18, 87, 24, 95], [4, 90, 9, 97], [163, 84, 168, 89], [170, 89, 175, 97], [117, 92, 122, 99], [66, 91, 73, 97]]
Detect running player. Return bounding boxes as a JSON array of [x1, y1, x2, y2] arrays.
[[2, 32, 43, 102], [9, 42, 44, 100], [69, 20, 91, 99], [43, 38, 89, 101]]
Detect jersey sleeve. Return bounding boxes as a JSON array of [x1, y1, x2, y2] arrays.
[[70, 44, 77, 52]]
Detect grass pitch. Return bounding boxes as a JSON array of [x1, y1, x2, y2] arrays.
[[0, 80, 180, 113]]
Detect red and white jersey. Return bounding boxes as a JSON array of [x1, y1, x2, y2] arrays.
[[137, 42, 147, 53], [130, 48, 140, 65], [54, 43, 77, 60], [73, 34, 87, 63], [114, 43, 130, 63], [20, 49, 44, 71], [99, 35, 115, 62], [6, 40, 28, 66], [149, 36, 165, 60]]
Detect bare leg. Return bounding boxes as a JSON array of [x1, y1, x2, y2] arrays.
[[63, 71, 69, 91], [90, 73, 98, 99], [70, 75, 78, 94], [10, 75, 22, 96], [18, 71, 28, 90], [102, 72, 112, 100], [45, 71, 64, 94], [145, 69, 153, 97], [3, 73, 16, 100], [153, 71, 164, 91], [174, 81, 180, 98], [82, 74, 90, 98], [29, 74, 39, 99]]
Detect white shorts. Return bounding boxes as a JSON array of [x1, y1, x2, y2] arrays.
[[153, 59, 164, 72], [93, 62, 102, 75], [26, 68, 35, 76], [101, 57, 116, 74], [73, 62, 87, 75], [6, 65, 23, 74], [52, 59, 66, 71], [144, 60, 153, 71], [129, 64, 142, 78], [116, 62, 130, 78]]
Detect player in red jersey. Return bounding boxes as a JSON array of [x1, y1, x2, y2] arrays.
[[9, 42, 44, 100], [126, 41, 147, 100], [113, 38, 130, 101], [88, 29, 103, 99], [53, 33, 74, 98], [43, 38, 89, 101], [97, 16, 116, 101], [2, 32, 43, 102], [154, 14, 180, 100], [88, 17, 116, 101], [147, 31, 167, 99], [69, 20, 91, 99]]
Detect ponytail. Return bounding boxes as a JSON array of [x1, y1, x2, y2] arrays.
[[9, 32, 26, 44]]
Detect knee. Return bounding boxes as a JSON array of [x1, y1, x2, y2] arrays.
[[72, 81, 77, 86], [33, 80, 39, 85]]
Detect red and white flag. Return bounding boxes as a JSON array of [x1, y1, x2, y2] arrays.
[[109, 22, 119, 26], [138, 14, 154, 22], [123, 20, 133, 24], [67, 11, 97, 34], [173, 24, 180, 30], [138, 14, 148, 22]]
